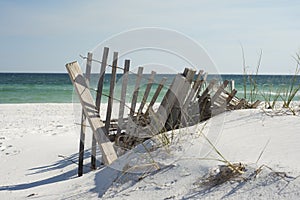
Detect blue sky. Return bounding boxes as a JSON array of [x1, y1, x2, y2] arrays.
[[0, 0, 300, 74]]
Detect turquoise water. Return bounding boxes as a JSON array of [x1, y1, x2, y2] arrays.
[[222, 74, 300, 101], [1, 73, 300, 103], [0, 73, 73, 103]]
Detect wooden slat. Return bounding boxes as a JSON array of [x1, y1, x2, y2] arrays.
[[210, 81, 229, 116], [194, 70, 204, 85], [66, 61, 117, 165], [193, 72, 208, 101], [138, 71, 156, 115], [92, 47, 109, 169], [188, 70, 204, 101], [144, 77, 167, 116], [211, 80, 229, 103], [117, 59, 130, 134], [179, 69, 196, 126], [210, 89, 237, 116], [78, 52, 92, 176], [78, 113, 87, 175], [105, 52, 118, 132], [235, 98, 246, 109], [226, 89, 237, 104], [126, 74, 186, 138], [182, 70, 203, 112], [183, 68, 196, 83], [198, 79, 217, 104], [96, 47, 109, 110], [91, 134, 97, 169], [251, 100, 261, 108], [130, 67, 143, 116], [153, 73, 187, 132], [230, 80, 235, 92]]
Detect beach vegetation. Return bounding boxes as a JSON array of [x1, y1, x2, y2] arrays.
[[260, 84, 281, 109], [241, 46, 262, 104], [280, 53, 300, 109], [240, 49, 300, 112]]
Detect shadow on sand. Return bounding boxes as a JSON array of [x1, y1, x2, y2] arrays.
[[0, 149, 99, 191]]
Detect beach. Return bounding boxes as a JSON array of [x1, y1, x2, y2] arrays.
[[2, 0, 300, 199], [1, 103, 300, 199]]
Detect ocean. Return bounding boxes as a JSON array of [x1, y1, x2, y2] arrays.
[[1, 73, 300, 104]]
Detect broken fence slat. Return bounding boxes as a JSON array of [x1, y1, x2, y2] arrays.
[[211, 80, 229, 103], [144, 77, 167, 116], [193, 72, 208, 101], [138, 71, 156, 115], [190, 70, 204, 96], [187, 78, 204, 106], [181, 70, 204, 122], [198, 79, 216, 104], [194, 70, 204, 85], [226, 89, 237, 104], [126, 74, 184, 139], [183, 68, 196, 83], [178, 69, 196, 127], [210, 80, 230, 116], [66, 61, 117, 165], [154, 73, 188, 132], [251, 100, 261, 108]]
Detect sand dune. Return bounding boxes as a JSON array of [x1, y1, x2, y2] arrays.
[[0, 103, 300, 199]]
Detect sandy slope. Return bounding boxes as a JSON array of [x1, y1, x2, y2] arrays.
[[0, 104, 300, 199]]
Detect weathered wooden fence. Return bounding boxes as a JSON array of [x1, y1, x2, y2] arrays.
[[66, 47, 256, 176]]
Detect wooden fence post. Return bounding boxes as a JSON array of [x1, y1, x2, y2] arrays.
[[130, 67, 143, 117], [230, 80, 235, 92], [78, 52, 92, 177], [91, 47, 109, 170], [105, 52, 118, 133], [117, 59, 130, 134]]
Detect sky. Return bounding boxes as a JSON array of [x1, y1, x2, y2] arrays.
[[0, 0, 300, 74]]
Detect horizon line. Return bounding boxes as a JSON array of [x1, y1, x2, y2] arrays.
[[0, 71, 299, 76]]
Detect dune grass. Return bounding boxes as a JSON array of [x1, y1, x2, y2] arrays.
[[260, 84, 281, 109], [280, 53, 300, 109], [241, 50, 300, 111], [241, 46, 262, 104]]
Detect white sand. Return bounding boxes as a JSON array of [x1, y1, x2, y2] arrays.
[[0, 103, 300, 199]]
